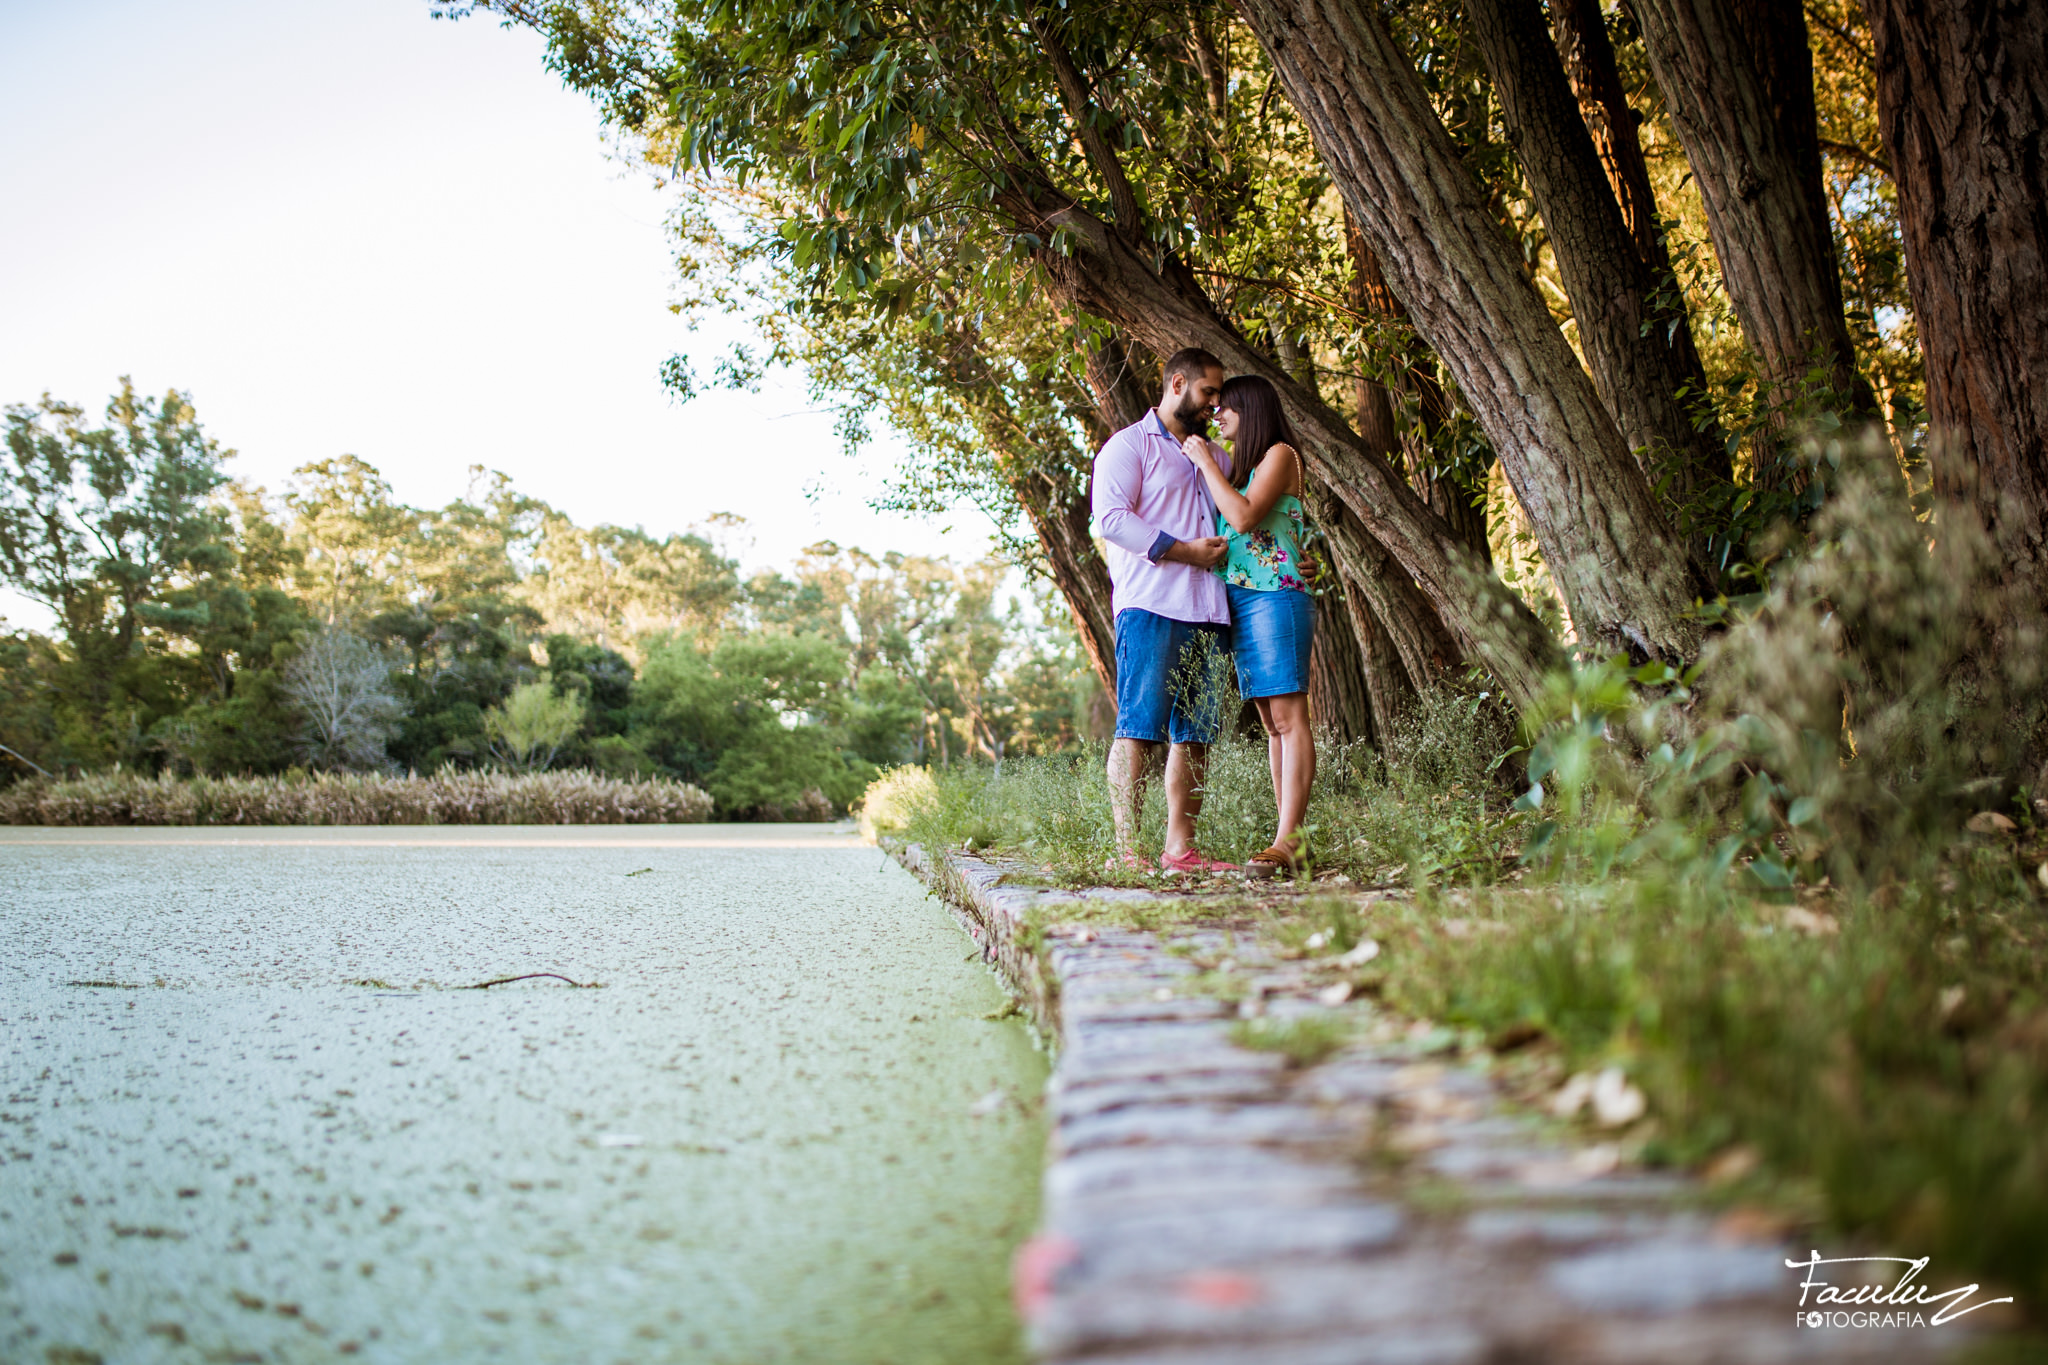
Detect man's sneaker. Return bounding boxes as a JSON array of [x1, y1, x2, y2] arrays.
[[1159, 848, 1240, 874]]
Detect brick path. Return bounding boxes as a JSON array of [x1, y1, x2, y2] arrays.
[[896, 845, 1975, 1364]]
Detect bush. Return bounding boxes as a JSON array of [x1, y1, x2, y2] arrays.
[[857, 764, 939, 843], [484, 681, 585, 771], [0, 767, 712, 825]]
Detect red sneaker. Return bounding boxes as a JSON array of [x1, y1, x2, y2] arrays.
[[1159, 848, 1240, 874]]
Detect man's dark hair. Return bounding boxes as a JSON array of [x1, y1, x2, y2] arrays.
[[1217, 374, 1300, 490], [1161, 347, 1224, 388]]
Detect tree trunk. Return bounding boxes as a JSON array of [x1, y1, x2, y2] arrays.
[[1083, 331, 1158, 432], [1553, 0, 1666, 270], [1310, 488, 1451, 704], [1014, 190, 1560, 701], [1308, 576, 1376, 748], [1237, 0, 1708, 664], [1344, 212, 1493, 565], [1465, 0, 1730, 512], [1865, 0, 2048, 660], [1013, 466, 1118, 698], [1629, 0, 1871, 467]]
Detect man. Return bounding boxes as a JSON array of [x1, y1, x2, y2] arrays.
[[1091, 346, 1238, 873]]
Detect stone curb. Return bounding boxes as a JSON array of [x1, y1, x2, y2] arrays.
[[892, 843, 1971, 1365]]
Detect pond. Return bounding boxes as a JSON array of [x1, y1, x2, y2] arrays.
[[0, 824, 1047, 1364]]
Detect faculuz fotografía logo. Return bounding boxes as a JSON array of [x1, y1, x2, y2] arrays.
[[1787, 1252, 2014, 1329]]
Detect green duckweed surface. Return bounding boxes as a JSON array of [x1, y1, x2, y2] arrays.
[[0, 824, 1046, 1364]]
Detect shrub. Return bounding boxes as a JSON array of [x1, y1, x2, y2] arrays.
[[484, 681, 586, 771], [858, 764, 939, 843]]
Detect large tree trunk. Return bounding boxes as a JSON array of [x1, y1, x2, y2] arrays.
[[1237, 0, 1708, 664], [1465, 0, 1729, 513], [1629, 0, 1871, 476], [1865, 0, 2048, 663], [1013, 191, 1560, 701]]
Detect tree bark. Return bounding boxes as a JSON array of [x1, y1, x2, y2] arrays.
[[1553, 0, 1664, 270], [1309, 576, 1377, 747], [1310, 488, 1453, 704], [1465, 0, 1730, 512], [1629, 0, 1869, 446], [1082, 331, 1158, 432], [1344, 212, 1494, 563], [1865, 0, 2048, 649], [1013, 466, 1118, 698], [1237, 0, 1707, 663]]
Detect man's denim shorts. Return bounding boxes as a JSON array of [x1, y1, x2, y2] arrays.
[[1227, 584, 1315, 699], [1113, 608, 1230, 745]]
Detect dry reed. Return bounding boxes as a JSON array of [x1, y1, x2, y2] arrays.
[[0, 768, 713, 825]]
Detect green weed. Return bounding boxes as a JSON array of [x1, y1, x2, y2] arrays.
[[1230, 1014, 1352, 1068]]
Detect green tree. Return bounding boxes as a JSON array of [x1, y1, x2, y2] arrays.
[[0, 380, 232, 663], [484, 680, 586, 770], [630, 630, 875, 816]]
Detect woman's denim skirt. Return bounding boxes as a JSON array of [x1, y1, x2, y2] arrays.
[[1227, 584, 1314, 699]]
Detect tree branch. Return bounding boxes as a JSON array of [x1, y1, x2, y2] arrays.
[[1027, 6, 1146, 235]]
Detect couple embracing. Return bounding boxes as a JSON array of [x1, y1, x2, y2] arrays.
[[1092, 347, 1316, 879]]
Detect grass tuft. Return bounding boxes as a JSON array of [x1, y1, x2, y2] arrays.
[[1230, 1014, 1352, 1068]]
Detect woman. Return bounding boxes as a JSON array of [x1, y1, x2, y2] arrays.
[[1181, 374, 1316, 877]]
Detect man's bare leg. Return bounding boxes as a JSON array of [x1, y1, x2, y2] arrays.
[[1164, 742, 1209, 858], [1107, 737, 1160, 859], [1256, 697, 1282, 818]]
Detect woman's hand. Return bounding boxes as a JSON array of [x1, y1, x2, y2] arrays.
[[1180, 434, 1217, 468]]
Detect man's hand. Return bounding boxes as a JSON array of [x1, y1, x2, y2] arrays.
[[1162, 536, 1228, 570]]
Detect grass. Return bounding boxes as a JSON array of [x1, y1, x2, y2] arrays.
[[1229, 1015, 1352, 1068], [859, 690, 1518, 891], [0, 766, 714, 824], [862, 447, 2048, 1327]]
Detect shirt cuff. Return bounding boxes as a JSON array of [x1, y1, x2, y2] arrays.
[[1146, 530, 1178, 564]]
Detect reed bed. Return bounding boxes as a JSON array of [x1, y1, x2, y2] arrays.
[[0, 768, 713, 826]]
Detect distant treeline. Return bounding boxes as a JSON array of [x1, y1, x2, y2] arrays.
[[0, 382, 1104, 817]]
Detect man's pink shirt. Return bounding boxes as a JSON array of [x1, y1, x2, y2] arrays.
[[1091, 409, 1231, 627]]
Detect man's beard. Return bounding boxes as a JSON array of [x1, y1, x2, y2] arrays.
[[1169, 390, 1211, 434]]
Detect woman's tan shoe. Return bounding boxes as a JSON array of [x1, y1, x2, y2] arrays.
[[1244, 842, 1308, 878]]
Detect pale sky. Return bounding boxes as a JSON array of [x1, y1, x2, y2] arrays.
[[0, 0, 1001, 633]]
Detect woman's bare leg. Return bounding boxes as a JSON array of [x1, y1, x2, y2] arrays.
[[1260, 692, 1316, 848]]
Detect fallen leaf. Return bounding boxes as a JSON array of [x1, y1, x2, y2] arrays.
[[1334, 938, 1380, 967], [1590, 1068, 1646, 1126]]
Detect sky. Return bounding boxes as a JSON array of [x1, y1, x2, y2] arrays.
[[0, 0, 1002, 632]]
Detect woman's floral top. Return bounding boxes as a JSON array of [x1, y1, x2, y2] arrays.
[[1217, 493, 1310, 592]]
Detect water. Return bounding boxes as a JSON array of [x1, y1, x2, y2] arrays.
[[0, 825, 1047, 1364]]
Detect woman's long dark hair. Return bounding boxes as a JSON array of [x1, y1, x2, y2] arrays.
[[1218, 374, 1299, 490]]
